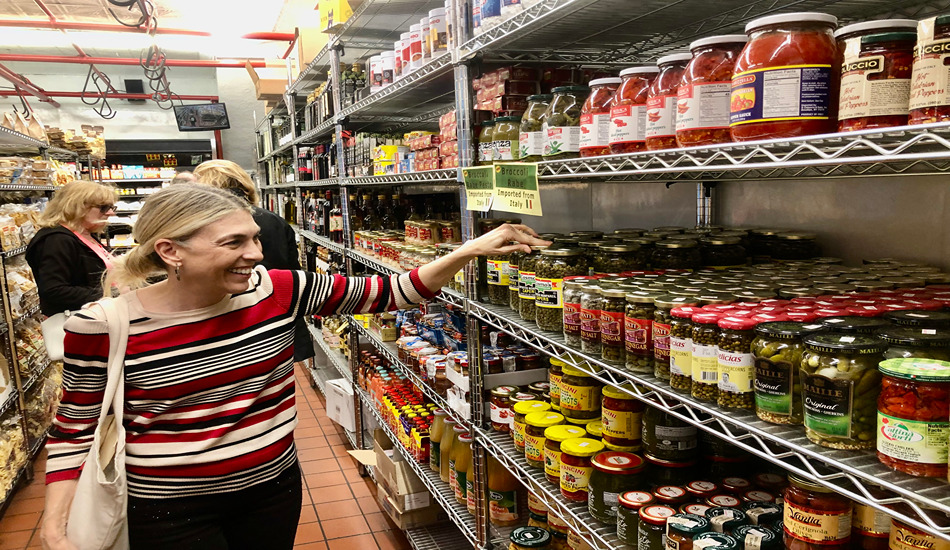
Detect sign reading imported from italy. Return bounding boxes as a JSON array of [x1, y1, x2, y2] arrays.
[[462, 163, 542, 215], [462, 166, 495, 212]]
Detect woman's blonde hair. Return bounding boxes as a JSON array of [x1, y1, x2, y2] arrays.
[[193, 160, 259, 205], [37, 181, 117, 230], [104, 184, 251, 292]]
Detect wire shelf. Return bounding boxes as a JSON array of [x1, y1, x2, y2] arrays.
[[0, 387, 18, 418], [342, 169, 458, 187], [346, 247, 399, 276], [0, 246, 27, 259], [296, 228, 346, 255], [406, 522, 474, 550], [309, 324, 351, 382]]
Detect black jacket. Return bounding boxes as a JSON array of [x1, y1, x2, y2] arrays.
[[252, 207, 315, 361], [26, 225, 107, 316]]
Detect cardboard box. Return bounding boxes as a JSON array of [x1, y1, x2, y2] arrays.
[[246, 61, 288, 100], [375, 481, 447, 529], [320, 0, 353, 32], [324, 378, 355, 432], [296, 27, 329, 70], [349, 430, 432, 512]]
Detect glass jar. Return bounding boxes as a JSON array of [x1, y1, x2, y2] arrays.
[[453, 433, 473, 504], [548, 515, 570, 550], [586, 420, 603, 441], [563, 278, 588, 348], [667, 513, 713, 550], [693, 533, 739, 550], [782, 475, 853, 550], [602, 384, 644, 451], [609, 66, 659, 154], [429, 409, 448, 472], [514, 400, 552, 452], [618, 491, 655, 545], [536, 248, 589, 332], [653, 240, 702, 271], [909, 15, 950, 124], [488, 252, 512, 305], [647, 53, 691, 151], [838, 32, 916, 131], [588, 451, 646, 524], [580, 77, 622, 157], [655, 296, 701, 380], [706, 494, 742, 509], [488, 454, 522, 527], [884, 310, 950, 329], [645, 455, 699, 489], [493, 115, 522, 162], [519, 246, 545, 322], [525, 411, 565, 470], [491, 385, 519, 433], [740, 502, 782, 526], [560, 365, 602, 425], [850, 501, 891, 550], [654, 485, 690, 507], [732, 525, 780, 550], [520, 94, 552, 162], [626, 291, 658, 373], [544, 424, 587, 485], [701, 237, 747, 270], [626, 237, 658, 268], [601, 289, 628, 366], [889, 518, 948, 550], [706, 507, 749, 535], [752, 322, 818, 425], [717, 316, 758, 410], [560, 438, 605, 502], [638, 505, 677, 550], [670, 306, 703, 394], [478, 120, 495, 165], [677, 35, 749, 147], [509, 526, 551, 550], [594, 244, 643, 274], [549, 358, 565, 411], [579, 285, 604, 354], [731, 14, 839, 141], [878, 327, 950, 361], [642, 404, 698, 462], [687, 480, 720, 500], [772, 232, 819, 262], [509, 250, 523, 312], [802, 333, 886, 450], [543, 86, 588, 160], [691, 312, 723, 403], [876, 358, 950, 478]]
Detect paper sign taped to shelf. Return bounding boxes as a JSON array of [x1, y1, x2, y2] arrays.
[[463, 166, 494, 212], [492, 163, 542, 216]]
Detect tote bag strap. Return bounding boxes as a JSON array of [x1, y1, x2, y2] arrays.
[[89, 297, 130, 431]]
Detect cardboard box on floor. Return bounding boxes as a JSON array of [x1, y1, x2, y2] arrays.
[[349, 429, 432, 512], [325, 378, 356, 432], [245, 61, 290, 101], [375, 480, 447, 530]]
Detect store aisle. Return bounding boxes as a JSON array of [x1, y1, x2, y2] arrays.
[[0, 364, 412, 550]]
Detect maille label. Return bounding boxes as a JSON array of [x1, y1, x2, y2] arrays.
[[783, 501, 851, 543], [803, 374, 854, 438]]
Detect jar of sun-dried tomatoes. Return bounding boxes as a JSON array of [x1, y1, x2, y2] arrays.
[[646, 53, 691, 151], [910, 16, 950, 124], [731, 13, 839, 141], [609, 66, 659, 154], [580, 77, 622, 157], [676, 35, 748, 147], [838, 32, 916, 131]]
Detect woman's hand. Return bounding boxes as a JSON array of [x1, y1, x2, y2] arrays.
[[40, 518, 78, 550], [41, 479, 79, 550], [456, 224, 551, 257]]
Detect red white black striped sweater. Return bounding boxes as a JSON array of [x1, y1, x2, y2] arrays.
[[46, 266, 436, 498]]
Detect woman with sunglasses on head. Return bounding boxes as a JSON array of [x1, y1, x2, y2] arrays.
[[26, 180, 117, 317]]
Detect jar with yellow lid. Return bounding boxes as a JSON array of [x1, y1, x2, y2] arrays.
[[524, 411, 565, 469], [560, 365, 602, 424], [549, 358, 565, 411], [544, 424, 587, 485], [588, 451, 647, 524], [602, 383, 644, 451], [560, 438, 606, 502], [585, 420, 603, 440], [513, 400, 551, 453]]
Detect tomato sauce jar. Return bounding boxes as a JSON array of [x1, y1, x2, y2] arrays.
[[677, 35, 748, 147], [647, 53, 691, 151], [782, 475, 853, 550], [876, 358, 950, 478], [580, 77, 622, 157], [609, 66, 659, 154], [730, 13, 839, 141], [910, 16, 950, 124], [838, 31, 916, 131]]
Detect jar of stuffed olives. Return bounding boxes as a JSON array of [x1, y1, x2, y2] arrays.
[[520, 94, 552, 163], [752, 322, 821, 425], [478, 120, 495, 165], [691, 313, 724, 403], [653, 240, 702, 271], [563, 278, 590, 348], [488, 252, 512, 306], [626, 291, 658, 373], [670, 306, 703, 394], [593, 244, 643, 274], [560, 365, 603, 425], [701, 237, 748, 270], [579, 285, 604, 354], [493, 115, 522, 162], [618, 491, 656, 546], [642, 404, 699, 461], [801, 333, 887, 450], [877, 327, 950, 361], [543, 86, 589, 160], [509, 250, 523, 312], [656, 296, 700, 380], [601, 289, 628, 366], [588, 451, 647, 524], [536, 248, 589, 332], [717, 316, 759, 410], [519, 246, 545, 322]]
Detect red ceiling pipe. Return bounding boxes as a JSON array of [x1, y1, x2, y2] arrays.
[[0, 63, 60, 106], [0, 20, 296, 40], [0, 54, 268, 68], [241, 32, 295, 41], [0, 90, 220, 101]]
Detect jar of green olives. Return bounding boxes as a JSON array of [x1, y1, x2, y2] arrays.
[[519, 94, 552, 163], [601, 289, 628, 366], [536, 248, 589, 332], [625, 291, 658, 374], [655, 296, 700, 380], [751, 322, 821, 425], [508, 250, 522, 312], [563, 278, 590, 348], [877, 327, 950, 361], [593, 244, 643, 274], [519, 246, 545, 322], [691, 312, 723, 403], [670, 306, 703, 394], [487, 252, 512, 306], [717, 316, 758, 410], [652, 240, 702, 271], [801, 333, 887, 450], [543, 86, 588, 160], [580, 285, 604, 354]]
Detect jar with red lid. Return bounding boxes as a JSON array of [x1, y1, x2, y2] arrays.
[[838, 32, 916, 131], [716, 316, 758, 410], [609, 67, 659, 154], [686, 480, 720, 501], [638, 505, 677, 550], [588, 451, 646, 524], [677, 35, 748, 147], [721, 477, 751, 495], [910, 16, 950, 124], [647, 53, 691, 151], [705, 494, 742, 508], [653, 485, 689, 507], [601, 383, 644, 451], [617, 491, 656, 545], [691, 312, 723, 403], [782, 475, 852, 550], [580, 77, 622, 157], [730, 13, 839, 141]]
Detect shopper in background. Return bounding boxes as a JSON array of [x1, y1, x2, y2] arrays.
[[170, 170, 196, 184], [40, 183, 546, 549], [193, 158, 316, 364], [26, 180, 117, 316]]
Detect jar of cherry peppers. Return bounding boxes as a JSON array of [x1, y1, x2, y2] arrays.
[[838, 32, 916, 131], [580, 77, 622, 157], [609, 66, 659, 154], [677, 35, 748, 147], [910, 16, 950, 124], [876, 358, 950, 478], [646, 53, 691, 151]]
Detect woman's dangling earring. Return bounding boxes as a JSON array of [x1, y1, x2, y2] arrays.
[[175, 264, 181, 281]]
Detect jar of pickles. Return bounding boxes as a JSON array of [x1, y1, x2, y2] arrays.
[[625, 291, 657, 373], [717, 316, 758, 410], [519, 246, 545, 322], [667, 513, 713, 550], [670, 306, 703, 394], [536, 248, 589, 332], [560, 438, 605, 502], [488, 252, 512, 305], [782, 475, 853, 550], [544, 424, 587, 485], [560, 365, 602, 425], [601, 289, 628, 366], [752, 322, 818, 425], [580, 78, 622, 157], [493, 115, 522, 162], [655, 296, 700, 380], [802, 333, 886, 450], [520, 94, 552, 162], [588, 451, 646, 524], [563, 278, 587, 347], [691, 312, 723, 403], [524, 411, 565, 470], [647, 53, 692, 151], [642, 405, 698, 461], [878, 327, 950, 361], [618, 491, 655, 546], [543, 86, 588, 160], [602, 384, 644, 451], [609, 66, 659, 154], [677, 35, 749, 147], [478, 120, 495, 165], [579, 285, 604, 354]]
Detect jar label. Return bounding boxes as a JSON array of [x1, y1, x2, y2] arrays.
[[876, 412, 949, 465], [609, 104, 648, 145], [803, 374, 854, 438], [466, 477, 476, 513], [603, 409, 643, 441], [560, 383, 600, 413], [646, 94, 676, 138], [487, 259, 510, 286], [783, 500, 852, 543], [617, 512, 632, 542], [580, 113, 611, 151], [909, 29, 950, 112], [448, 458, 458, 491], [839, 38, 911, 120], [625, 316, 653, 353], [729, 66, 833, 127], [490, 401, 513, 426], [653, 322, 671, 360], [535, 277, 564, 308], [478, 140, 493, 163], [600, 310, 624, 346], [513, 419, 527, 447], [652, 425, 698, 451], [669, 336, 692, 377], [519, 271, 536, 298], [550, 372, 562, 402], [602, 490, 621, 517], [717, 350, 754, 393], [520, 131, 544, 158], [676, 81, 732, 131], [454, 269, 464, 285], [890, 523, 950, 550], [560, 462, 592, 493], [544, 125, 581, 156], [430, 441, 441, 471], [692, 343, 718, 384], [564, 301, 582, 337], [507, 263, 520, 289], [455, 470, 467, 501], [495, 140, 517, 161], [524, 432, 545, 462], [754, 358, 794, 416], [743, 529, 771, 550], [489, 488, 519, 523], [544, 446, 562, 478], [852, 503, 891, 536], [580, 308, 601, 342]]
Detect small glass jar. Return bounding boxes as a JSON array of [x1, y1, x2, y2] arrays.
[[563, 278, 588, 348], [647, 53, 691, 151], [543, 86, 589, 160], [488, 252, 512, 305], [520, 94, 552, 163], [588, 451, 646, 524], [693, 533, 739, 550], [667, 513, 713, 550], [580, 77, 622, 157], [701, 237, 747, 271], [642, 404, 698, 461], [850, 501, 891, 550], [625, 291, 658, 373], [579, 285, 604, 354], [509, 526, 551, 550], [751, 321, 819, 425], [653, 240, 702, 271], [783, 475, 853, 550], [878, 327, 950, 361], [838, 32, 915, 131], [644, 455, 698, 489], [638, 505, 677, 550], [655, 296, 701, 380], [527, 512, 548, 531], [560, 365, 603, 425], [609, 66, 659, 154], [493, 115, 522, 162], [617, 491, 655, 546], [560, 438, 605, 502], [601, 289, 628, 366], [690, 312, 723, 403], [654, 485, 690, 507], [478, 120, 495, 165], [802, 333, 886, 450], [687, 480, 720, 501], [490, 385, 519, 433], [585, 421, 603, 441], [732, 525, 779, 550], [509, 250, 523, 312], [706, 507, 749, 535], [602, 384, 644, 451], [677, 35, 748, 147], [536, 248, 589, 332], [524, 411, 565, 470], [772, 232, 819, 262], [706, 495, 742, 509], [519, 246, 545, 322], [513, 400, 552, 452], [716, 316, 758, 410], [548, 515, 570, 550], [889, 518, 947, 550], [594, 244, 643, 274], [549, 358, 565, 411], [544, 424, 587, 485], [739, 502, 782, 526], [670, 306, 703, 394]]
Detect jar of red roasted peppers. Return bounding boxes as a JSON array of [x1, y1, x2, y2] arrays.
[[876, 358, 950, 478], [609, 66, 659, 154], [731, 13, 839, 141], [677, 35, 748, 147], [580, 77, 622, 157], [782, 475, 853, 550], [838, 32, 916, 131], [910, 16, 950, 124], [647, 53, 691, 151]]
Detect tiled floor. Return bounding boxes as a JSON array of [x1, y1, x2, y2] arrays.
[[0, 364, 412, 550]]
